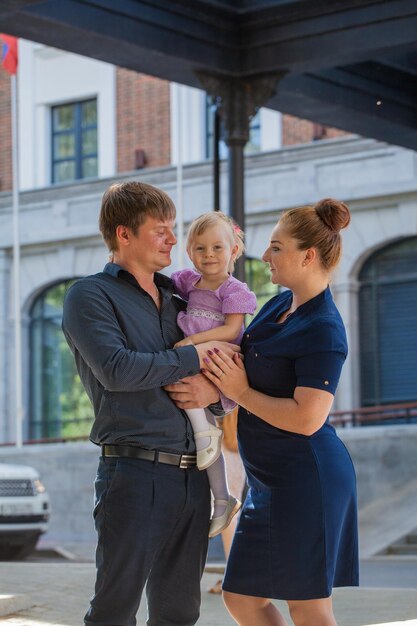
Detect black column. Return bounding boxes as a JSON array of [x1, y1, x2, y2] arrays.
[[227, 138, 246, 280], [213, 103, 220, 212], [196, 72, 283, 281]]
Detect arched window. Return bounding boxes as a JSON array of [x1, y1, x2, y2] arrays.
[[29, 280, 93, 440], [359, 237, 417, 406]]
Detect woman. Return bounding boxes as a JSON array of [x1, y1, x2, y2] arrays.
[[201, 198, 359, 626]]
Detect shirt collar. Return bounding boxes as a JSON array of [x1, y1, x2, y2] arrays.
[[103, 262, 174, 290], [292, 285, 332, 317]]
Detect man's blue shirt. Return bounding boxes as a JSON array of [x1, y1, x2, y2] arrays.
[[62, 263, 201, 452]]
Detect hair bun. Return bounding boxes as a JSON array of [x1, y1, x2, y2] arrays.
[[315, 198, 351, 232]]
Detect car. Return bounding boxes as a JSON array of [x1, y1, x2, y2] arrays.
[[0, 462, 50, 560]]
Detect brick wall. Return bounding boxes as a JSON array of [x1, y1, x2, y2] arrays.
[[0, 71, 12, 191], [116, 68, 171, 173], [282, 113, 350, 146], [0, 66, 352, 192]]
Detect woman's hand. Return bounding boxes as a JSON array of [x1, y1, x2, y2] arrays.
[[174, 337, 194, 348], [194, 341, 240, 369], [201, 348, 250, 404]]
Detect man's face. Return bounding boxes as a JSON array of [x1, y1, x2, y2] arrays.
[[125, 216, 177, 272]]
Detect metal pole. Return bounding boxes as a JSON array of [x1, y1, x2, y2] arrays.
[[11, 73, 23, 447], [175, 84, 184, 268], [213, 102, 220, 211], [228, 139, 246, 282]]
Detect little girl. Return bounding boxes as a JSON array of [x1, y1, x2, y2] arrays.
[[171, 211, 257, 538]]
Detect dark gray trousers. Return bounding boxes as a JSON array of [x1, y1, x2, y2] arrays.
[[84, 455, 211, 626]]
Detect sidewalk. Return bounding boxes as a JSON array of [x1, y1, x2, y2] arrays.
[[0, 560, 417, 626]]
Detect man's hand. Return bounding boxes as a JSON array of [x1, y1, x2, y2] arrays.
[[164, 374, 220, 410]]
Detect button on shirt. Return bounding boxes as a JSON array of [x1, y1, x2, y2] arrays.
[[62, 263, 201, 453]]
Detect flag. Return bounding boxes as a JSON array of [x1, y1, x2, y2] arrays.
[[1, 34, 18, 75]]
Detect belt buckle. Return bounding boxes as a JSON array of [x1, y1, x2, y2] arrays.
[[179, 454, 196, 469]]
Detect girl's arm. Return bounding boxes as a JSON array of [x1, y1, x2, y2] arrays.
[[174, 313, 244, 347]]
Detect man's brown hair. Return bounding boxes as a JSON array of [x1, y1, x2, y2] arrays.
[[99, 181, 176, 252]]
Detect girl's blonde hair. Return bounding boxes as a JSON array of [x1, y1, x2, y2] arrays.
[[186, 211, 245, 273]]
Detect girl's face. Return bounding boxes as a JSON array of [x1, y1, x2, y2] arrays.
[[262, 223, 306, 287], [188, 224, 238, 280]]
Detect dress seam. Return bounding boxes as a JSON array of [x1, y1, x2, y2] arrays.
[[268, 489, 274, 598], [309, 441, 331, 596]]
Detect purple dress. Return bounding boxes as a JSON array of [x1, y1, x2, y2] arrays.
[[171, 268, 257, 411], [171, 269, 257, 342]]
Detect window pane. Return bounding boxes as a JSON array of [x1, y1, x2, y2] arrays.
[[53, 105, 75, 131], [44, 284, 68, 317], [82, 157, 98, 178], [54, 133, 75, 159], [359, 237, 417, 407], [52, 98, 98, 183], [246, 113, 261, 154], [82, 129, 97, 155], [54, 161, 76, 183], [245, 257, 279, 316], [82, 100, 97, 126], [30, 279, 93, 440]]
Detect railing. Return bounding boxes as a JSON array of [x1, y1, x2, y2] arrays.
[[329, 401, 417, 427], [1, 402, 417, 446], [0, 434, 90, 446]]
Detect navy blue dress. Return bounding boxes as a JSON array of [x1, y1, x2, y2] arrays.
[[222, 287, 359, 600]]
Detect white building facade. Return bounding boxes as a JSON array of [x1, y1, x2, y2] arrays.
[[1, 42, 416, 443]]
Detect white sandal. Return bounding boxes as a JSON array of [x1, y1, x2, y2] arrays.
[[209, 495, 242, 538], [194, 425, 223, 470]]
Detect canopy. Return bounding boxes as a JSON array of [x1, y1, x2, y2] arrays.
[[1, 0, 416, 149]]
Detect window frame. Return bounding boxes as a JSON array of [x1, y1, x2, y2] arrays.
[[359, 237, 417, 407], [51, 98, 98, 184], [29, 279, 93, 441]]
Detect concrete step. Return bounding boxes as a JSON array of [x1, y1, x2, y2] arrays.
[[387, 543, 417, 555], [359, 478, 417, 558], [380, 527, 417, 556], [405, 532, 417, 544]]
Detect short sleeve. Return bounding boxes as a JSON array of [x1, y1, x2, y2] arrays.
[[221, 280, 257, 315], [295, 350, 346, 394], [171, 269, 198, 300]]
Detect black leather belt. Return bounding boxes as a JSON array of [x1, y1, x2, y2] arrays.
[[102, 444, 197, 469]]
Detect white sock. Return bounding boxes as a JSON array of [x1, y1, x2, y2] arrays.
[[186, 408, 218, 451], [207, 453, 229, 518]]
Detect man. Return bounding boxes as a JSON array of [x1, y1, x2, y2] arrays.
[[62, 181, 239, 626]]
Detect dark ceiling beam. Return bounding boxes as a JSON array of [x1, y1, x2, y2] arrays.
[[242, 1, 417, 74], [0, 9, 204, 86], [270, 73, 417, 151], [1, 0, 417, 149], [0, 0, 39, 9], [12, 0, 239, 74], [317, 65, 417, 110], [238, 0, 382, 22], [82, 0, 237, 46], [380, 52, 417, 78], [3, 0, 417, 79]]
